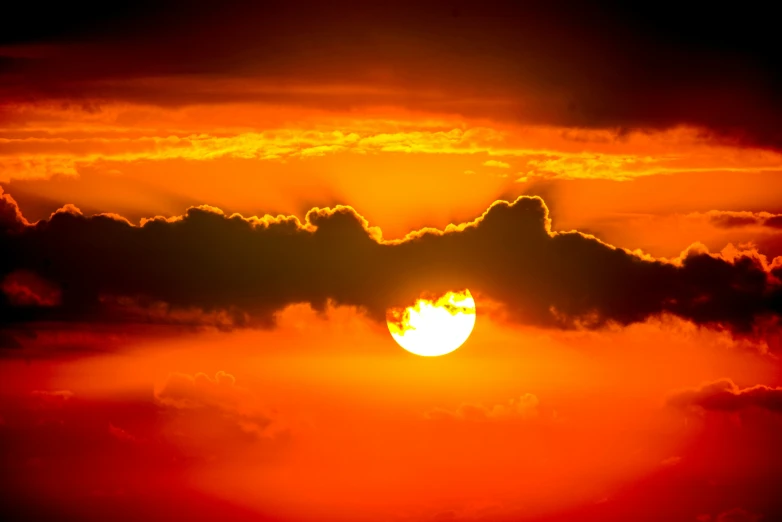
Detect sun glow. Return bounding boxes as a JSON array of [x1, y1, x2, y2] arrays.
[[386, 289, 477, 357]]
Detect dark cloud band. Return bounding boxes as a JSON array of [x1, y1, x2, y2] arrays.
[[2, 189, 781, 344], [1, 2, 781, 149]]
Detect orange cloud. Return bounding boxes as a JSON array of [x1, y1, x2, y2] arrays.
[[155, 371, 280, 440], [483, 159, 510, 169], [426, 393, 540, 422], [2, 102, 781, 185], [669, 379, 782, 413]]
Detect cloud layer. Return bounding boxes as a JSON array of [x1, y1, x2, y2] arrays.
[[2, 2, 782, 149], [2, 190, 781, 347]]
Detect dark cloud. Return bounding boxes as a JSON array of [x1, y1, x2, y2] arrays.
[[707, 213, 765, 229], [0, 189, 28, 232], [1, 2, 781, 149], [1, 193, 781, 347], [2, 270, 61, 306], [704, 211, 782, 230], [669, 379, 782, 413], [764, 216, 782, 229]]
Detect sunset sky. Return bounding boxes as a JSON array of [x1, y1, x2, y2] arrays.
[[2, 2, 782, 521]]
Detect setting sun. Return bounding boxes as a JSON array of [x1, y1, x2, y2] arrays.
[[387, 290, 477, 357]]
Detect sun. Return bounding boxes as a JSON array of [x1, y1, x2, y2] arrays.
[[386, 289, 476, 357]]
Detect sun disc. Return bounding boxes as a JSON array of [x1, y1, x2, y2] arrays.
[[386, 289, 476, 357]]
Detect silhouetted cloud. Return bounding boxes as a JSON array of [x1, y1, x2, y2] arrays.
[[704, 210, 782, 230], [0, 189, 28, 232], [1, 193, 781, 348]]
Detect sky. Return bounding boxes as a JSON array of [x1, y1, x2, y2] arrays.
[[2, 2, 782, 521]]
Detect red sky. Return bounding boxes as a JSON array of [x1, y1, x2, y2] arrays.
[[2, 2, 782, 521]]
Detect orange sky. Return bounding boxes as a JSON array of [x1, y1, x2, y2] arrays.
[[2, 3, 782, 522]]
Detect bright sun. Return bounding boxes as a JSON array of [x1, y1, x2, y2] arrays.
[[386, 289, 476, 357]]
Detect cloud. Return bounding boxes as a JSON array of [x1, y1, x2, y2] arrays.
[[765, 216, 782, 229], [107, 422, 138, 443], [30, 389, 74, 403], [155, 371, 241, 409], [1, 193, 781, 347], [2, 270, 61, 306], [0, 124, 708, 183], [155, 371, 277, 439], [482, 160, 510, 169], [426, 394, 540, 422], [715, 508, 764, 522], [2, 3, 782, 150], [703, 210, 782, 230], [669, 379, 782, 413], [0, 188, 28, 231], [3, 102, 781, 186]]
